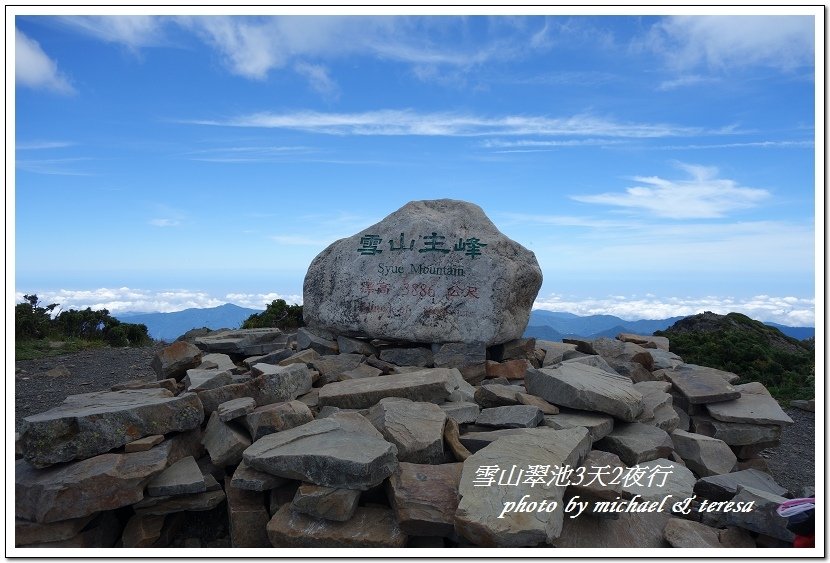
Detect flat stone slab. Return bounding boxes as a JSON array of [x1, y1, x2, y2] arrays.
[[705, 392, 794, 426], [475, 405, 543, 429], [439, 401, 480, 424], [184, 368, 233, 391], [231, 460, 287, 492], [19, 389, 204, 468], [617, 333, 670, 351], [194, 328, 285, 356], [664, 365, 740, 404], [147, 455, 207, 497], [671, 430, 736, 477], [693, 469, 788, 501], [124, 435, 164, 453], [525, 364, 644, 422], [16, 430, 203, 523], [367, 398, 447, 464], [552, 511, 671, 548], [690, 414, 782, 446], [309, 354, 366, 384], [516, 392, 559, 414], [201, 412, 251, 467], [535, 340, 578, 366], [455, 427, 592, 547], [458, 427, 560, 453], [243, 413, 398, 491], [723, 485, 794, 542], [151, 341, 202, 380], [566, 450, 625, 519], [387, 462, 463, 537], [243, 400, 313, 441], [196, 363, 312, 415], [217, 397, 256, 422], [121, 513, 166, 548], [595, 422, 673, 466], [474, 384, 520, 408], [663, 518, 728, 548], [317, 368, 458, 409], [133, 489, 227, 516], [267, 504, 407, 547], [15, 514, 98, 546], [541, 410, 615, 442], [291, 484, 361, 522]]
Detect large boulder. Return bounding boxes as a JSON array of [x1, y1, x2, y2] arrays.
[[303, 199, 542, 345]]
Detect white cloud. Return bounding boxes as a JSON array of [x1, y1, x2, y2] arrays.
[[149, 218, 181, 227], [224, 292, 302, 309], [15, 28, 75, 94], [16, 140, 74, 150], [16, 157, 93, 176], [188, 110, 706, 139], [648, 15, 814, 72], [294, 61, 339, 99], [657, 74, 716, 91], [15, 288, 227, 314], [656, 140, 813, 150], [572, 163, 769, 219], [58, 16, 164, 50], [533, 293, 815, 327]]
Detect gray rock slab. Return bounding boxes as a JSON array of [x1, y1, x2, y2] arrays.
[[217, 397, 257, 422], [542, 410, 615, 442], [455, 427, 592, 547], [231, 460, 287, 492], [340, 363, 383, 380], [663, 518, 723, 548], [336, 335, 377, 356], [184, 369, 233, 391], [367, 398, 447, 464], [151, 341, 203, 380], [432, 342, 486, 372], [267, 504, 407, 548], [243, 415, 398, 490], [705, 392, 794, 426], [595, 422, 674, 466], [535, 340, 578, 367], [201, 412, 251, 467], [516, 392, 559, 414], [379, 347, 434, 367], [620, 458, 695, 504], [195, 328, 285, 356], [646, 349, 684, 370], [302, 199, 542, 346], [723, 485, 794, 542], [291, 483, 361, 522], [387, 461, 463, 537], [309, 354, 366, 384], [243, 348, 295, 368], [15, 430, 203, 523], [526, 364, 644, 422], [474, 384, 520, 408], [20, 389, 204, 468], [317, 368, 458, 409], [196, 363, 312, 414], [617, 333, 670, 351], [296, 327, 339, 355], [132, 489, 227, 516], [15, 514, 98, 546], [146, 455, 207, 497], [551, 511, 671, 548], [111, 378, 178, 394], [690, 414, 782, 446], [566, 450, 625, 519], [664, 365, 741, 404], [671, 429, 736, 477], [439, 401, 480, 424], [458, 427, 558, 453], [124, 434, 165, 453], [693, 469, 788, 501], [243, 400, 313, 441], [644, 402, 681, 434], [199, 352, 238, 372], [475, 405, 543, 429], [561, 354, 620, 375]]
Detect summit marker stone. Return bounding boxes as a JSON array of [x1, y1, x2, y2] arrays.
[[303, 199, 542, 345]]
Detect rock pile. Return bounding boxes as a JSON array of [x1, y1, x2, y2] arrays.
[[15, 327, 801, 549]]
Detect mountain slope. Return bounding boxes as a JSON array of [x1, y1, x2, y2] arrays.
[[655, 311, 814, 401], [114, 303, 262, 341]]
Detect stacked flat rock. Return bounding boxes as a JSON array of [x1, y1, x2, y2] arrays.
[[14, 205, 803, 552]]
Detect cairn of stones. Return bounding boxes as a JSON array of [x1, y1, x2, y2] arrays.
[[15, 200, 801, 549]]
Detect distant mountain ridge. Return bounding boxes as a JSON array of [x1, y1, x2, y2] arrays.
[[114, 303, 262, 341], [524, 310, 813, 341], [115, 303, 814, 343]]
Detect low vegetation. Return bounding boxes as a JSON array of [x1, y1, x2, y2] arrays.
[[242, 299, 305, 330], [15, 294, 152, 360], [655, 312, 814, 402]]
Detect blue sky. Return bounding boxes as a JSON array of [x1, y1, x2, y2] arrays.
[[10, 9, 821, 326]]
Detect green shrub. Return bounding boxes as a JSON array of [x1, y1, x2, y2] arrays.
[[242, 299, 304, 330]]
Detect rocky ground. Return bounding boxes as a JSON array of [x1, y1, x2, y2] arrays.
[[15, 343, 817, 497]]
